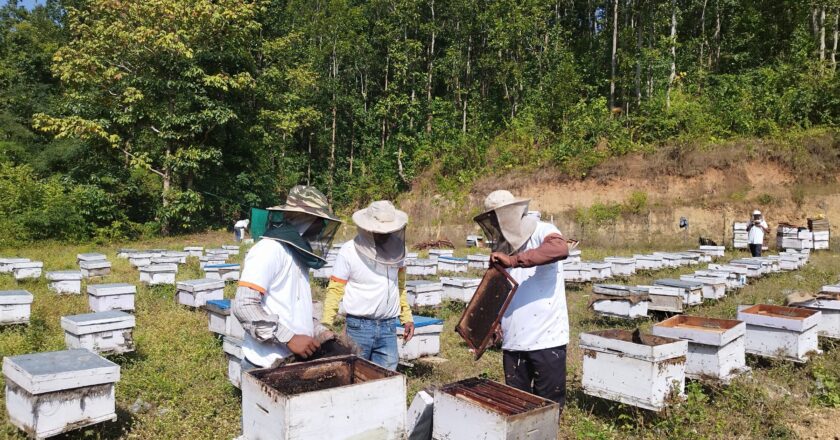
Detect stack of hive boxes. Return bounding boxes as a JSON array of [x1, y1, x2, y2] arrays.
[[733, 222, 749, 249], [808, 218, 830, 250]]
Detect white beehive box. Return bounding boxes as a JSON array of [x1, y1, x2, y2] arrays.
[[46, 271, 83, 294], [205, 248, 231, 258], [3, 349, 119, 439], [139, 263, 177, 285], [733, 222, 749, 249], [204, 299, 245, 339], [406, 280, 442, 308], [679, 275, 727, 300], [441, 277, 480, 302], [566, 248, 582, 263], [563, 263, 592, 283], [241, 356, 406, 440], [822, 284, 840, 293], [708, 264, 749, 285], [633, 254, 663, 270], [675, 252, 703, 265], [199, 255, 227, 269], [585, 262, 612, 281], [0, 258, 29, 273], [204, 263, 241, 282], [406, 259, 437, 276], [653, 279, 703, 306], [223, 336, 243, 388], [13, 261, 42, 280], [0, 290, 33, 325], [163, 250, 189, 262], [147, 249, 166, 258], [116, 248, 136, 259], [80, 260, 112, 278], [87, 283, 136, 312], [151, 256, 182, 265], [642, 285, 685, 313], [604, 257, 636, 277], [699, 245, 725, 257], [428, 249, 454, 261], [467, 254, 490, 270], [176, 278, 225, 308], [405, 252, 418, 263], [693, 270, 743, 290], [728, 259, 764, 277], [466, 234, 483, 247], [433, 378, 559, 440], [581, 329, 687, 411], [438, 256, 468, 273], [128, 252, 153, 268], [737, 304, 822, 362], [184, 246, 204, 257], [590, 285, 649, 319], [654, 253, 683, 268], [76, 253, 106, 264], [652, 315, 748, 383], [222, 245, 240, 255], [61, 310, 136, 355], [397, 316, 443, 360], [794, 295, 840, 340]]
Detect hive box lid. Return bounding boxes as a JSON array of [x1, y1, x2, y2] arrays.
[[592, 284, 633, 296], [406, 280, 443, 293], [3, 348, 120, 394], [633, 254, 662, 261], [642, 285, 683, 297], [151, 256, 181, 264], [177, 278, 225, 292], [205, 263, 240, 270], [580, 329, 687, 362], [46, 270, 83, 281], [822, 285, 840, 294], [80, 260, 112, 270], [652, 315, 745, 346], [654, 278, 703, 290], [87, 283, 136, 296], [77, 253, 106, 262], [140, 263, 178, 273], [708, 264, 749, 275], [0, 290, 34, 305], [163, 251, 189, 257], [61, 310, 135, 334], [222, 245, 240, 250], [729, 259, 763, 268], [441, 277, 481, 288], [204, 299, 231, 315], [585, 262, 611, 270], [680, 275, 727, 286], [737, 304, 820, 332], [13, 261, 42, 269], [438, 256, 467, 263], [429, 249, 454, 255], [223, 336, 242, 357], [0, 257, 29, 264], [467, 254, 490, 261], [407, 259, 436, 266], [398, 315, 444, 335], [129, 252, 154, 258], [604, 257, 635, 264]]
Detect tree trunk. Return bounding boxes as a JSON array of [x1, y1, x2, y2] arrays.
[[666, 0, 677, 111], [349, 118, 355, 175], [381, 52, 389, 153], [832, 9, 839, 71], [635, 3, 642, 106], [426, 0, 435, 133], [610, 0, 619, 109], [819, 6, 826, 62], [329, 45, 337, 200], [161, 146, 171, 236], [712, 0, 721, 69], [699, 0, 707, 66]]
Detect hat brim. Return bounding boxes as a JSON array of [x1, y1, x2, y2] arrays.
[[267, 205, 342, 223], [478, 197, 531, 218], [352, 209, 408, 234]]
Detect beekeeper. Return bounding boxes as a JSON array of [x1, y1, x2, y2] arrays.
[[321, 200, 414, 371], [747, 209, 769, 257], [474, 190, 572, 408], [233, 185, 341, 370]]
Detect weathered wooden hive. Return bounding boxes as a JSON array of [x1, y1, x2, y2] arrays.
[[223, 336, 243, 388], [176, 278, 225, 308], [590, 284, 649, 319], [586, 261, 613, 281], [204, 299, 245, 339], [678, 275, 727, 300], [699, 245, 725, 258], [139, 263, 178, 285], [633, 254, 663, 270], [45, 270, 83, 294], [432, 378, 559, 440], [791, 291, 840, 340], [222, 245, 240, 255], [3, 349, 120, 439], [406, 258, 437, 276], [428, 249, 454, 261], [604, 257, 636, 277], [128, 252, 153, 268], [437, 256, 468, 273], [12, 261, 42, 280], [204, 263, 241, 282], [61, 310, 136, 355], [653, 279, 703, 306], [241, 356, 406, 440], [580, 329, 687, 411], [0, 257, 29, 273], [87, 283, 136, 312], [808, 217, 830, 250], [184, 246, 204, 257], [640, 284, 685, 313], [0, 290, 33, 325], [652, 315, 748, 383], [406, 280, 443, 308], [441, 277, 480, 302], [563, 263, 592, 283], [79, 260, 111, 278], [737, 304, 822, 362], [397, 315, 444, 361], [467, 253, 490, 269]]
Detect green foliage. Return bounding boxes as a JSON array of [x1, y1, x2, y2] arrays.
[[813, 365, 840, 408], [623, 191, 649, 215], [576, 202, 623, 227]]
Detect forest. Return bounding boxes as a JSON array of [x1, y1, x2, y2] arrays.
[[0, 0, 838, 243]]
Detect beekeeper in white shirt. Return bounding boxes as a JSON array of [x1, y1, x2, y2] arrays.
[[747, 209, 769, 257]]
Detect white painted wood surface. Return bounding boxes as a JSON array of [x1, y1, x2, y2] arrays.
[[203, 264, 241, 282], [467, 254, 490, 269], [652, 316, 748, 382], [80, 260, 111, 277], [738, 305, 822, 362], [87, 283, 136, 312], [0, 290, 33, 325], [139, 263, 178, 285], [679, 276, 727, 300], [0, 258, 29, 273], [128, 253, 153, 268], [604, 257, 636, 276], [184, 246, 204, 257], [61, 311, 136, 355], [406, 259, 437, 276], [437, 257, 468, 273], [441, 277, 480, 302], [12, 261, 42, 280], [797, 298, 840, 339], [633, 254, 663, 270], [46, 271, 83, 295], [223, 336, 243, 388], [176, 279, 225, 308], [592, 299, 649, 319]]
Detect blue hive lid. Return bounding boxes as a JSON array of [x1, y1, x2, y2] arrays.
[[206, 263, 239, 269], [206, 299, 231, 310], [399, 315, 444, 328]]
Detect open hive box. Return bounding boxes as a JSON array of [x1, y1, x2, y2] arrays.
[[433, 378, 559, 440], [652, 315, 748, 382], [737, 304, 822, 362], [241, 356, 406, 440], [580, 329, 687, 411]]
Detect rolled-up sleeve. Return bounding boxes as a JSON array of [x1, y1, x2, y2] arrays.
[[509, 233, 569, 268]]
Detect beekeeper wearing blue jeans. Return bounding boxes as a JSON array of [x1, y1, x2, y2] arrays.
[[322, 200, 415, 370]]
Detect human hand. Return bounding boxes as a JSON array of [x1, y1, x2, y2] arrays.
[[287, 334, 320, 358], [491, 252, 514, 268], [402, 322, 415, 343], [491, 326, 503, 347]]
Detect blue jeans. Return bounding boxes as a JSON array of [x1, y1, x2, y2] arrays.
[[345, 315, 399, 371]]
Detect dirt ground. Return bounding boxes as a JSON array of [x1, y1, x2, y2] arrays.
[[790, 407, 840, 439]]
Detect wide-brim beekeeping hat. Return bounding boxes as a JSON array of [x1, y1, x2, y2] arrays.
[[352, 200, 408, 234], [474, 190, 537, 255], [268, 185, 341, 223]]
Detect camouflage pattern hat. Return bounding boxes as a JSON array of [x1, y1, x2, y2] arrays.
[[267, 185, 341, 222]]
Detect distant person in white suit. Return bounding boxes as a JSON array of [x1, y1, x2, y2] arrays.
[[747, 209, 769, 257]]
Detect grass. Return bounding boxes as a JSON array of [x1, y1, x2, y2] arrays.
[[1, 232, 839, 439]]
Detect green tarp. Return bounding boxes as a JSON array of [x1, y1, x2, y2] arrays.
[[250, 207, 269, 241]]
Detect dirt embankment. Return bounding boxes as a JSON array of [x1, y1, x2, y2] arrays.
[[401, 132, 840, 246]]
